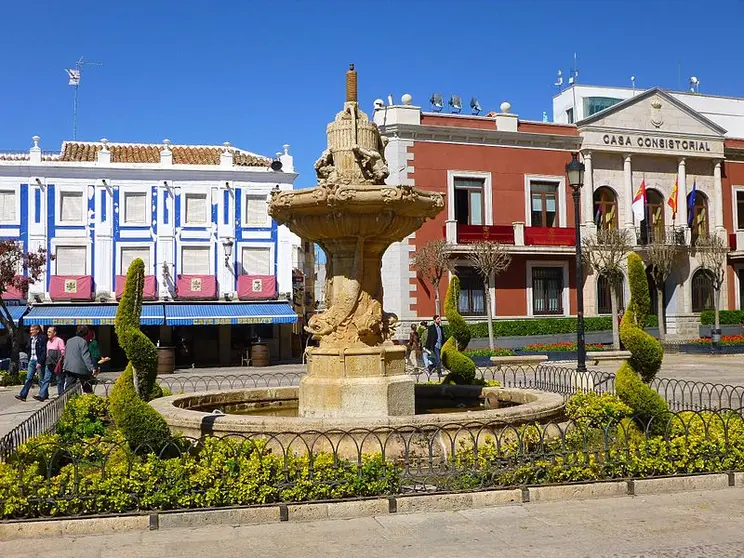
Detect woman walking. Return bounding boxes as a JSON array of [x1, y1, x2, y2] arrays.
[[63, 325, 96, 394], [36, 326, 65, 401]]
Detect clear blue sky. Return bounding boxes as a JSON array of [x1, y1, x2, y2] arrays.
[[2, 0, 743, 188]]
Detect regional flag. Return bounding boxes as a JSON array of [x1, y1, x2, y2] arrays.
[[668, 179, 678, 218], [631, 179, 646, 222], [688, 180, 697, 227]]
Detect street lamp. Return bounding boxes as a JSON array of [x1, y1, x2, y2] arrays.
[[566, 153, 587, 372], [223, 238, 234, 267]]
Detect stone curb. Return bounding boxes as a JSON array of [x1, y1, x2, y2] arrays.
[[1, 472, 741, 540]]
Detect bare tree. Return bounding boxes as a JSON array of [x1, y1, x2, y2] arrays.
[[582, 228, 633, 349], [644, 240, 680, 341], [697, 233, 729, 333], [412, 239, 454, 315], [467, 241, 512, 350]]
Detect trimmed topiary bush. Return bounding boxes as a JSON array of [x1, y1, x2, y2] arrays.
[[109, 258, 170, 451], [616, 253, 667, 434], [440, 276, 476, 385]]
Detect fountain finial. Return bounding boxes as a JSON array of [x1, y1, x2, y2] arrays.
[[346, 63, 357, 103]]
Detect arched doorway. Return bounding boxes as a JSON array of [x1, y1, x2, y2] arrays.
[[641, 189, 665, 244], [691, 268, 715, 312], [597, 273, 624, 314], [593, 186, 618, 230], [688, 190, 709, 245]]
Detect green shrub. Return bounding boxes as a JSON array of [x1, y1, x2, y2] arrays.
[[565, 391, 633, 429], [440, 276, 476, 384], [444, 315, 657, 339], [700, 310, 744, 326], [615, 253, 667, 432], [0, 369, 24, 387], [110, 258, 171, 450], [56, 394, 110, 443], [463, 348, 516, 357]]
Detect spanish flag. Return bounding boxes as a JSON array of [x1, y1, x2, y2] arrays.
[[668, 179, 678, 218]]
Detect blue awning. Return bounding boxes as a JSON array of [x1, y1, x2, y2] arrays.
[[23, 304, 164, 326], [0, 305, 28, 329], [163, 302, 298, 326]]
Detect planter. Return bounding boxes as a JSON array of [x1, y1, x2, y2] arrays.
[[698, 325, 743, 338]]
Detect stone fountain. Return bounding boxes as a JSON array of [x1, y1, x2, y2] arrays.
[[269, 65, 444, 418]]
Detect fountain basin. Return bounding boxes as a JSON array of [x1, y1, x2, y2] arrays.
[[150, 385, 564, 459]]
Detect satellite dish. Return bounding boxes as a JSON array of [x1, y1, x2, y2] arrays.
[[470, 97, 481, 115], [270, 160, 283, 171], [430, 92, 444, 112], [449, 95, 462, 113]]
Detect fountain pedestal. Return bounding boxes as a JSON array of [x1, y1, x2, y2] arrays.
[[269, 65, 443, 419], [299, 346, 413, 418]]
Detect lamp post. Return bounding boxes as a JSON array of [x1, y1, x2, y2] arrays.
[[223, 238, 234, 267], [566, 153, 587, 372]]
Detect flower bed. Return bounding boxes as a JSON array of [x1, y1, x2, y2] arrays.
[[690, 334, 744, 346]]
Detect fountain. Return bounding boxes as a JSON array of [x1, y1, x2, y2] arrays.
[[268, 64, 443, 418], [151, 66, 564, 454]]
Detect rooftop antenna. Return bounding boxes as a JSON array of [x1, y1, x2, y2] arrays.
[[65, 56, 103, 140], [554, 70, 563, 90], [568, 53, 579, 85]]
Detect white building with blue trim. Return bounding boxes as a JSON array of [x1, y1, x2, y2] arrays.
[[0, 137, 301, 366]]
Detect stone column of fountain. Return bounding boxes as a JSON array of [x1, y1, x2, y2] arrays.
[[269, 65, 444, 418]]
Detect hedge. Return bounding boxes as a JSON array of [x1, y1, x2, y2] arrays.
[[444, 315, 658, 339], [700, 310, 744, 326], [440, 276, 476, 384]]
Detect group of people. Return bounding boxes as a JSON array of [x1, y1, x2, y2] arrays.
[[15, 324, 107, 402], [406, 315, 445, 375]]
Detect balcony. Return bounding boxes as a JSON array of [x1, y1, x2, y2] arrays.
[[455, 224, 515, 244], [634, 226, 687, 247], [524, 226, 576, 247]]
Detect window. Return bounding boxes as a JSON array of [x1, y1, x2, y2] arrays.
[[184, 193, 207, 225], [566, 108, 574, 124], [456, 267, 485, 316], [597, 274, 624, 315], [181, 246, 210, 275], [123, 192, 147, 224], [245, 196, 268, 227], [593, 187, 618, 230], [454, 177, 485, 226], [737, 191, 744, 230], [120, 247, 150, 274], [242, 247, 272, 275], [532, 267, 563, 315], [692, 269, 715, 312], [0, 190, 16, 223], [55, 246, 86, 275], [583, 97, 622, 116], [530, 182, 559, 227], [639, 189, 665, 244], [689, 191, 709, 246], [60, 191, 84, 223]]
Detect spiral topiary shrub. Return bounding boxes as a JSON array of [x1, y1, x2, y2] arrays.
[[440, 275, 476, 384], [616, 253, 668, 434], [109, 258, 170, 450]]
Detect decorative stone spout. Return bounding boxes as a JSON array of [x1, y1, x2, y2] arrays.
[[268, 65, 443, 418]]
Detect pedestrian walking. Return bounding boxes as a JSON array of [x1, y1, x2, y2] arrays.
[[406, 324, 422, 368], [63, 325, 96, 394], [15, 325, 47, 402], [37, 326, 66, 401], [424, 315, 445, 377]]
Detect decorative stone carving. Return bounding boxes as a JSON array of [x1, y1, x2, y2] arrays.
[[269, 64, 443, 352]]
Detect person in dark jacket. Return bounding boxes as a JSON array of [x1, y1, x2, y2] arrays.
[[16, 325, 48, 402], [424, 315, 444, 376], [63, 325, 96, 394]]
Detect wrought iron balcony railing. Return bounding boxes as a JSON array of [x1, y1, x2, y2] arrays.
[[635, 225, 687, 247]]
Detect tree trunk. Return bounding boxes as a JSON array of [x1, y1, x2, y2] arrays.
[[714, 285, 721, 332], [484, 278, 495, 351], [610, 283, 620, 350], [433, 282, 441, 316], [657, 285, 666, 341], [9, 327, 20, 375]]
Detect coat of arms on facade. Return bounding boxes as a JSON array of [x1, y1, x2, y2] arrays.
[[650, 100, 663, 128]]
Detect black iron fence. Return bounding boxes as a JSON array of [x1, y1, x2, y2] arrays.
[[2, 409, 744, 520], [0, 383, 82, 461]]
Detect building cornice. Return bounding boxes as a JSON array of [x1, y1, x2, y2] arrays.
[[380, 123, 582, 152], [0, 162, 298, 184]]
